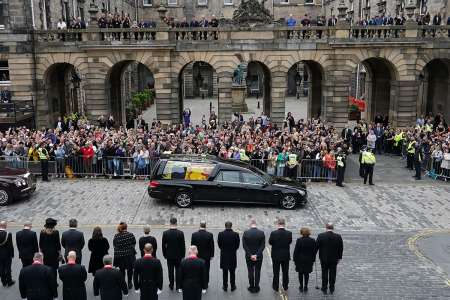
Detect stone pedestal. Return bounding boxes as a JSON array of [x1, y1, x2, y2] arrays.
[[231, 86, 248, 112]]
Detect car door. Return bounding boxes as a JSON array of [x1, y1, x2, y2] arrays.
[[207, 170, 242, 202], [240, 171, 272, 204]]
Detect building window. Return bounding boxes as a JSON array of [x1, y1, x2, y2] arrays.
[[0, 0, 5, 29], [281, 0, 289, 4], [143, 0, 152, 6], [0, 61, 10, 84], [304, 0, 314, 4], [224, 0, 233, 5], [167, 0, 177, 6], [198, 0, 207, 6]]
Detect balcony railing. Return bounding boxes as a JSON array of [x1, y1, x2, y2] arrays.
[[31, 25, 450, 45]]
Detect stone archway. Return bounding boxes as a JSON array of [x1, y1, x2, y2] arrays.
[[44, 63, 84, 125], [107, 60, 155, 127], [356, 57, 398, 123], [178, 61, 218, 124], [286, 60, 324, 120], [246, 61, 272, 117], [419, 59, 450, 119]]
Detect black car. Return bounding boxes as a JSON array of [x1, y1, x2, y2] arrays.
[[0, 167, 36, 205], [148, 157, 307, 209]]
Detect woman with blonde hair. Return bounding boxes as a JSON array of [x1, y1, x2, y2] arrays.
[[293, 227, 317, 293], [113, 222, 136, 289]]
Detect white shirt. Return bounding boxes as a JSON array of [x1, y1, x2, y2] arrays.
[[57, 21, 67, 30]]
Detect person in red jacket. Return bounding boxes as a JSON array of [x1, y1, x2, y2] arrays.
[[81, 142, 94, 177]]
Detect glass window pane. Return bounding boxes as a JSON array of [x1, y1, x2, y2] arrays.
[[215, 171, 240, 183], [242, 172, 264, 184]]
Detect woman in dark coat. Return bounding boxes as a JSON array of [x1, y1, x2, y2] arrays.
[[39, 218, 61, 286], [88, 226, 110, 275], [113, 222, 136, 289], [293, 227, 317, 292]]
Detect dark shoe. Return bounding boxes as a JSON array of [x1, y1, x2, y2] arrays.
[[128, 282, 133, 290], [369, 183, 374, 185], [415, 177, 421, 180], [169, 284, 174, 291], [7, 281, 15, 287], [321, 287, 328, 294], [299, 286, 304, 292], [337, 184, 344, 187], [364, 181, 367, 184], [247, 286, 254, 293], [272, 286, 279, 292], [231, 286, 236, 292], [255, 286, 260, 293], [222, 286, 227, 292], [330, 287, 335, 294], [283, 286, 288, 291], [304, 286, 308, 292]]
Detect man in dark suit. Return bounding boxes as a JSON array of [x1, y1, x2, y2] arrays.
[[242, 219, 265, 293], [316, 223, 343, 295], [269, 218, 292, 292], [162, 217, 185, 292], [217, 221, 240, 292], [61, 219, 85, 264], [190, 221, 214, 289], [58, 251, 87, 300], [139, 225, 158, 258], [19, 252, 58, 300], [179, 246, 206, 300], [16, 222, 39, 267], [0, 221, 14, 287], [133, 243, 163, 300], [93, 255, 128, 300]]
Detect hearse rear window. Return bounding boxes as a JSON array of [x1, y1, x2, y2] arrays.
[[161, 161, 214, 181]]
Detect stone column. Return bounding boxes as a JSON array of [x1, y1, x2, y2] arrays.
[[271, 70, 287, 125], [217, 71, 233, 124]]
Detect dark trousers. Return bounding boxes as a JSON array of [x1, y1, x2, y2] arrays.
[[222, 268, 236, 289], [141, 286, 158, 300], [21, 258, 33, 268], [415, 161, 422, 179], [203, 259, 211, 287], [407, 153, 414, 170], [336, 166, 344, 186], [167, 259, 181, 289], [359, 163, 365, 178], [246, 259, 262, 288], [182, 286, 202, 300], [0, 258, 12, 285], [119, 265, 133, 284], [363, 164, 374, 184], [298, 272, 309, 288], [375, 139, 383, 154], [321, 261, 337, 290], [41, 159, 49, 181], [272, 260, 289, 290]]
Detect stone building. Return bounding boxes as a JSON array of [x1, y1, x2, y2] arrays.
[[1, 0, 450, 129]]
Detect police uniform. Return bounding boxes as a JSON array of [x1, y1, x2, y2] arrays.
[[406, 139, 416, 170], [336, 153, 346, 187], [38, 145, 49, 181], [361, 150, 376, 185]]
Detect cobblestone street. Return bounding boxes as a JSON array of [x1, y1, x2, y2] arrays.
[[0, 178, 449, 299]]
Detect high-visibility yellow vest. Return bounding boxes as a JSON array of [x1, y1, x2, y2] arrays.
[[362, 151, 376, 165], [287, 153, 298, 166], [393, 132, 404, 147], [337, 155, 344, 167], [239, 149, 249, 161], [38, 148, 48, 160], [424, 124, 433, 133], [407, 141, 416, 154]]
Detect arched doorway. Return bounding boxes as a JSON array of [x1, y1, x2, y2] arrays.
[[419, 59, 450, 118], [246, 61, 271, 118], [286, 61, 324, 120], [352, 58, 398, 123], [107, 61, 155, 127], [178, 61, 218, 125], [45, 63, 84, 125]]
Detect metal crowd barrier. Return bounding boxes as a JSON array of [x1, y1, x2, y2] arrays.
[[423, 156, 450, 181]]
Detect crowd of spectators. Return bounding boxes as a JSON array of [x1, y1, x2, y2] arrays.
[[0, 112, 344, 180]]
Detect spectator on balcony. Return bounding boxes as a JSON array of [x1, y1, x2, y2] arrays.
[[122, 15, 131, 39], [57, 18, 67, 41], [210, 15, 219, 39], [112, 15, 122, 40], [199, 15, 209, 40], [327, 15, 337, 26], [286, 14, 297, 39], [190, 17, 199, 40]]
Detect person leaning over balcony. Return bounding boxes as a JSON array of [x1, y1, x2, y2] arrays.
[[286, 14, 297, 39], [57, 18, 67, 41], [199, 15, 209, 40], [210, 15, 219, 40]]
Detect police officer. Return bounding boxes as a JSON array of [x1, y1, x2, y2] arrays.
[[358, 146, 367, 178], [361, 148, 376, 185], [336, 149, 346, 187], [406, 137, 416, 170], [286, 152, 298, 178], [133, 243, 163, 300], [37, 142, 50, 182], [413, 142, 423, 180]]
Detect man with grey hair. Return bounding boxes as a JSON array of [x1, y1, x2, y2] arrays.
[[139, 225, 157, 258], [0, 220, 14, 287], [61, 218, 85, 264], [316, 223, 343, 295], [191, 221, 214, 288], [58, 251, 87, 300], [19, 252, 58, 299], [16, 222, 39, 267], [269, 218, 292, 292], [133, 243, 163, 300], [180, 245, 207, 300], [94, 255, 128, 299], [243, 219, 265, 293]]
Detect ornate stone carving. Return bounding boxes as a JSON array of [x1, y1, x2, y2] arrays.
[[232, 0, 273, 26]]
